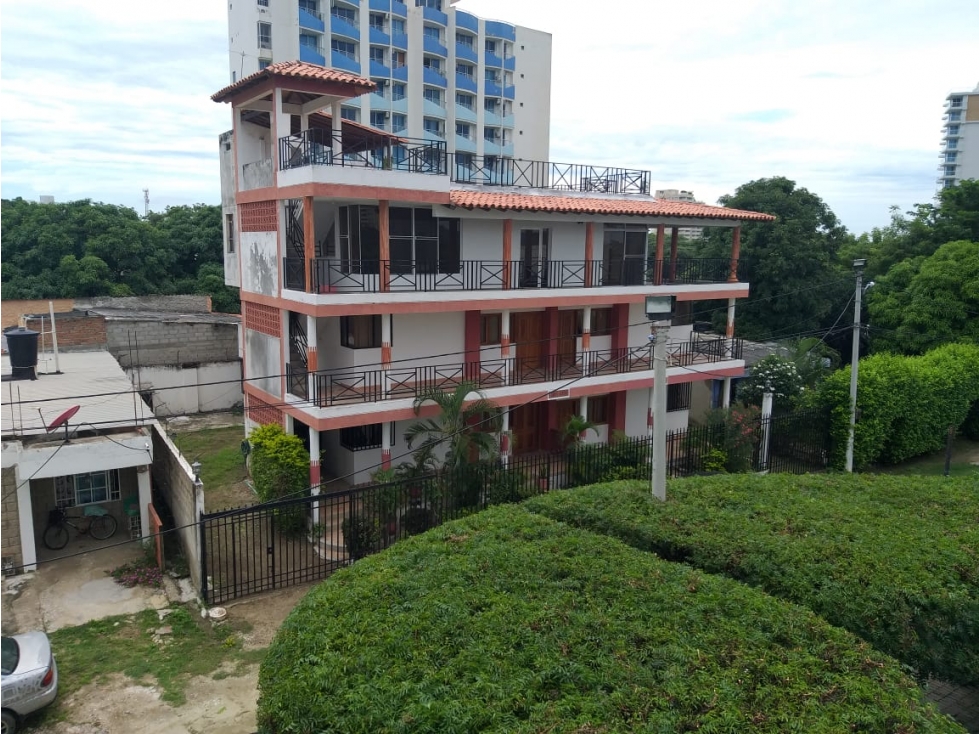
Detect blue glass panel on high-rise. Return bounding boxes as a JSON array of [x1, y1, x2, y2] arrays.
[[369, 0, 390, 11], [370, 26, 390, 44], [331, 13, 360, 41], [423, 35, 447, 57], [332, 50, 361, 73], [300, 45, 326, 66], [485, 79, 502, 97], [423, 67, 447, 87], [423, 5, 447, 25], [455, 72, 476, 93], [503, 55, 515, 71], [485, 20, 515, 41], [455, 41, 477, 63], [503, 85, 515, 99], [370, 60, 391, 77], [391, 0, 408, 17], [455, 11, 478, 32], [299, 7, 326, 32], [392, 64, 408, 81], [484, 51, 503, 68]]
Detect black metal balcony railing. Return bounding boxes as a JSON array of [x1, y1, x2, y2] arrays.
[[286, 258, 742, 294], [286, 361, 308, 401], [276, 131, 650, 194], [279, 128, 448, 174], [286, 339, 743, 407]]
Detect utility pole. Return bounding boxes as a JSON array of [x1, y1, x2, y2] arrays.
[[845, 258, 866, 473], [645, 296, 674, 501], [143, 188, 150, 217]]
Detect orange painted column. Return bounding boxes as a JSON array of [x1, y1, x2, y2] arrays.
[[584, 222, 595, 287], [669, 227, 679, 282], [610, 391, 627, 435], [303, 195, 315, 292], [502, 219, 513, 289], [654, 224, 665, 285], [379, 200, 390, 292], [729, 225, 741, 282]]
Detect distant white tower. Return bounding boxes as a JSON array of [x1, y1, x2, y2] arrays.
[[39, 195, 54, 204], [143, 188, 150, 216]]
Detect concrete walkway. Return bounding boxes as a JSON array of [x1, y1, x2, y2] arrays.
[[928, 680, 979, 734]]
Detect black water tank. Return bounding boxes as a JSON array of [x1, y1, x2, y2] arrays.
[[5, 327, 39, 380]]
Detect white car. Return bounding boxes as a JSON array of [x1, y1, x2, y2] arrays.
[[1, 632, 58, 734]]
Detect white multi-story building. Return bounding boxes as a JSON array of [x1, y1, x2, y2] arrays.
[[939, 83, 979, 189], [214, 62, 770, 486], [228, 0, 552, 162], [654, 189, 704, 240]]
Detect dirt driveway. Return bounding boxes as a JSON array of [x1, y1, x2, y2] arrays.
[[28, 585, 312, 734]]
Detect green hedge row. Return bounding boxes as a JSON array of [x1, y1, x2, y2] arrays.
[[815, 342, 979, 468], [526, 473, 979, 686], [258, 506, 964, 733]]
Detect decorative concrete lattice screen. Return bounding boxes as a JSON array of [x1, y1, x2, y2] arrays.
[[246, 395, 283, 427], [243, 301, 280, 337], [239, 200, 278, 232]]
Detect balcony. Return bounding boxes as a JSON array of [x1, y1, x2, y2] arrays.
[[279, 128, 447, 174], [300, 44, 326, 66], [485, 79, 502, 97], [299, 7, 326, 32], [455, 101, 477, 122], [330, 13, 360, 41], [293, 257, 743, 294], [391, 31, 408, 49], [423, 97, 446, 116], [455, 133, 476, 152], [422, 4, 447, 25], [485, 20, 516, 41], [298, 339, 742, 408], [423, 35, 447, 56], [423, 66, 447, 87], [453, 155, 652, 194], [456, 71, 477, 93], [392, 64, 408, 81], [503, 55, 516, 71], [369, 26, 390, 45], [503, 85, 515, 99], [392, 0, 408, 16], [331, 49, 361, 73], [485, 51, 503, 68], [483, 106, 501, 125], [456, 10, 478, 32], [369, 0, 390, 9], [456, 41, 477, 63], [370, 59, 391, 77]]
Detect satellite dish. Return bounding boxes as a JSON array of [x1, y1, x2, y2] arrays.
[[40, 405, 80, 442]]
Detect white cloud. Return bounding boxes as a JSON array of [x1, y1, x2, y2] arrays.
[[1, 0, 977, 231]]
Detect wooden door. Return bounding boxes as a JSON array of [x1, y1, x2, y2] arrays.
[[510, 403, 542, 455], [513, 312, 545, 379], [557, 310, 578, 375]]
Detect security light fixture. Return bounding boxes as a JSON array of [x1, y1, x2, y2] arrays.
[[853, 258, 867, 270], [645, 295, 675, 323]]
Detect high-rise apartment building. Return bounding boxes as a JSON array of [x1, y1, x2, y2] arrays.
[[939, 83, 979, 189], [213, 62, 769, 487], [228, 0, 552, 162], [654, 190, 704, 240]]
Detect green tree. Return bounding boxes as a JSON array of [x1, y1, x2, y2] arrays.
[[404, 382, 502, 471], [867, 240, 979, 354], [738, 355, 804, 408], [694, 177, 850, 339], [248, 424, 309, 532]]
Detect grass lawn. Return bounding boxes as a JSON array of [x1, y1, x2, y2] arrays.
[[172, 426, 254, 509], [875, 437, 979, 477], [29, 605, 264, 728]]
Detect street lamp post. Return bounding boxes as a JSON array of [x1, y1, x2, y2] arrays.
[[845, 259, 866, 473]]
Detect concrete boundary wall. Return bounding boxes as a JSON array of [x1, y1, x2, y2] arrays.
[[151, 424, 204, 594]]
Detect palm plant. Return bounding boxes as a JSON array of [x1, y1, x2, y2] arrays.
[[561, 414, 598, 449], [404, 381, 502, 471]]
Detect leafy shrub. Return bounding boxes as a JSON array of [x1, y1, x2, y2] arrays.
[[526, 473, 979, 686], [258, 506, 962, 733], [340, 514, 380, 561], [566, 432, 649, 486], [816, 342, 979, 468], [484, 466, 535, 506], [401, 506, 436, 536], [110, 556, 163, 588], [702, 447, 728, 473], [248, 424, 309, 534]]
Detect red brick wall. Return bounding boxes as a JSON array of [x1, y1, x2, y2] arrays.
[[23, 313, 107, 349], [242, 302, 280, 337], [240, 201, 278, 232], [246, 395, 283, 427]]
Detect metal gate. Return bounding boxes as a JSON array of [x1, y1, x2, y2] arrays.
[[199, 491, 355, 605]]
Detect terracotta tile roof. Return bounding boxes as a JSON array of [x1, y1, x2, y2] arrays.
[[448, 190, 776, 222], [212, 61, 375, 103]]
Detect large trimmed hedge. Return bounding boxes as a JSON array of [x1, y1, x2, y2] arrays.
[[258, 506, 963, 733], [816, 342, 979, 468], [526, 474, 979, 686]]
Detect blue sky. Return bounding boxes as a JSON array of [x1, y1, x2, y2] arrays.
[[1, 0, 977, 234]]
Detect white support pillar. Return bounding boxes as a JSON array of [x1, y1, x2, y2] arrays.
[[581, 306, 592, 353], [759, 389, 774, 473], [306, 313, 318, 404], [381, 421, 392, 468], [16, 468, 37, 572], [309, 427, 321, 491], [725, 298, 736, 358], [722, 377, 732, 408], [331, 99, 343, 157], [501, 310, 511, 383], [137, 467, 152, 540], [285, 413, 295, 436], [500, 409, 511, 466]]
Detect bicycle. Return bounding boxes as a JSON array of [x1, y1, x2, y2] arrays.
[[43, 505, 118, 550]]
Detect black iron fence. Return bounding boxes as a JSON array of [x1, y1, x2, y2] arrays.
[[295, 258, 743, 294], [279, 128, 448, 174], [199, 407, 827, 604]]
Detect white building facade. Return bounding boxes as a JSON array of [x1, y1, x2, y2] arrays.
[[228, 0, 552, 162], [939, 83, 979, 189], [214, 62, 769, 486]]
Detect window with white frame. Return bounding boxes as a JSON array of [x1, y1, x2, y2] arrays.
[[456, 92, 474, 109], [949, 96, 963, 107], [391, 18, 405, 35], [456, 32, 474, 48], [389, 206, 460, 274], [423, 87, 443, 106], [332, 39, 357, 59], [370, 46, 386, 64], [257, 0, 268, 6], [257, 22, 272, 49], [456, 122, 472, 139], [258, 59, 271, 70], [369, 13, 385, 31], [226, 213, 235, 253], [392, 83, 406, 100], [423, 56, 443, 74], [392, 113, 407, 132], [331, 4, 356, 23], [300, 33, 321, 53], [456, 62, 474, 79], [55, 471, 121, 509]]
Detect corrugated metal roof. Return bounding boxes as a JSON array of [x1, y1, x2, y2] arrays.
[[1, 350, 155, 438]]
